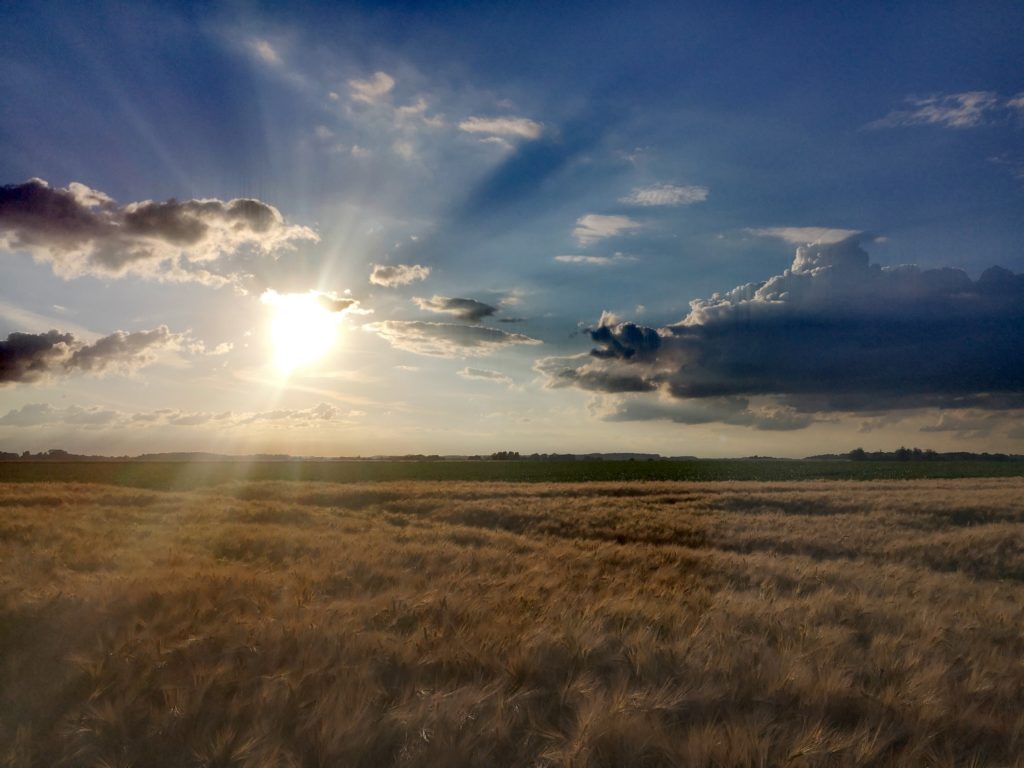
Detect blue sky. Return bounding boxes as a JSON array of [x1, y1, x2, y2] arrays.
[[1, 0, 1022, 456]]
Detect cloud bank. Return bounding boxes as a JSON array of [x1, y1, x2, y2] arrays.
[[537, 235, 1024, 425], [0, 178, 317, 286], [1, 326, 184, 383]]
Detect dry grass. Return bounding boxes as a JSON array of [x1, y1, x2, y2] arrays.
[[1, 479, 1023, 766]]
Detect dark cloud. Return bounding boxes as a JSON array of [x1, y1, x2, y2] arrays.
[[0, 178, 317, 285], [537, 236, 1024, 421], [366, 320, 541, 357], [0, 326, 182, 383], [0, 330, 75, 383], [413, 295, 497, 322]]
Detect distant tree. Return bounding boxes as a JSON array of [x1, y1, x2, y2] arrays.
[[849, 448, 867, 461]]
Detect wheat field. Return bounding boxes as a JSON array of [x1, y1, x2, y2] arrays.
[[2, 479, 1023, 766]]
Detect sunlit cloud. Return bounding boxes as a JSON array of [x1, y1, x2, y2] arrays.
[[0, 178, 317, 287], [247, 38, 282, 66], [572, 214, 642, 246], [0, 326, 188, 384], [554, 253, 636, 265], [458, 367, 514, 386], [348, 71, 395, 103], [748, 227, 862, 246], [369, 263, 431, 287], [458, 116, 543, 139], [537, 237, 1024, 422], [365, 320, 541, 357], [619, 183, 708, 207], [867, 91, 1002, 129]]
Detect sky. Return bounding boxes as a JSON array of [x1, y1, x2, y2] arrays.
[[1, 0, 1023, 457]]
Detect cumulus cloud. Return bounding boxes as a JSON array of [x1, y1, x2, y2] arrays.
[[619, 183, 708, 207], [365, 320, 541, 357], [0, 178, 317, 286], [412, 295, 497, 321], [573, 214, 642, 246], [867, 91, 1002, 129], [457, 367, 514, 386], [348, 71, 395, 103], [458, 116, 544, 139], [0, 326, 184, 383], [537, 235, 1024, 425], [369, 263, 431, 287]]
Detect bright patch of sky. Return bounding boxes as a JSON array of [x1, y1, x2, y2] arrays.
[[0, 0, 1023, 456]]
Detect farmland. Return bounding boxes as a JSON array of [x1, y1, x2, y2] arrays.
[[2, 477, 1024, 766], [1, 458, 1024, 490]]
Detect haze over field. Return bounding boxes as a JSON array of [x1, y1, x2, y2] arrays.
[[1, 1, 1023, 457]]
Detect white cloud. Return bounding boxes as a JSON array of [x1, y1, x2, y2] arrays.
[[748, 227, 862, 246], [554, 253, 636, 266], [868, 91, 1000, 129], [619, 183, 709, 207], [458, 367, 514, 386], [369, 263, 431, 287], [572, 214, 642, 246], [248, 39, 281, 66], [458, 116, 543, 139], [348, 71, 395, 103]]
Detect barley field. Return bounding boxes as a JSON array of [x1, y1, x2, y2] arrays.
[[2, 479, 1023, 766]]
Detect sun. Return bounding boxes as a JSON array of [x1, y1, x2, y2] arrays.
[[261, 290, 340, 373]]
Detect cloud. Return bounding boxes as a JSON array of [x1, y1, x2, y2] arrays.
[[369, 263, 431, 287], [619, 183, 708, 207], [365, 320, 541, 357], [554, 253, 635, 265], [0, 401, 353, 429], [247, 38, 281, 66], [537, 235, 1024, 424], [457, 367, 514, 386], [0, 178, 317, 286], [593, 394, 813, 431], [573, 214, 642, 246], [458, 116, 543, 139], [867, 91, 1001, 129], [749, 227, 862, 246], [348, 71, 395, 103], [412, 295, 497, 321], [0, 326, 184, 383]]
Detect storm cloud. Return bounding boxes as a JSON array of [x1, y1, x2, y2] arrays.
[[0, 326, 184, 383], [0, 178, 317, 285], [366, 320, 541, 357], [537, 236, 1024, 420], [413, 295, 497, 322]]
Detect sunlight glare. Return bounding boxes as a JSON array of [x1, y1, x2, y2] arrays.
[[261, 290, 340, 373]]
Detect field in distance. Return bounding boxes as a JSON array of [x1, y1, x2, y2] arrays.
[[2, 458, 1024, 489], [2, 478, 1023, 766]]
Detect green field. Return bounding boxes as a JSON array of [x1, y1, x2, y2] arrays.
[[1, 458, 1023, 489]]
